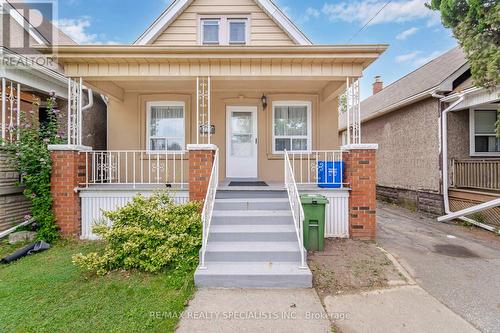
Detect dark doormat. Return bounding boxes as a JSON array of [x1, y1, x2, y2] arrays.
[[228, 181, 268, 187]]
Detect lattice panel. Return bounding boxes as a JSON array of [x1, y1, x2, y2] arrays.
[[450, 198, 500, 228]]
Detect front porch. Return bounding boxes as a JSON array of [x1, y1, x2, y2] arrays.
[[46, 45, 382, 288]]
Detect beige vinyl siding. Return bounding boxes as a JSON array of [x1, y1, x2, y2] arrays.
[[152, 0, 296, 46]]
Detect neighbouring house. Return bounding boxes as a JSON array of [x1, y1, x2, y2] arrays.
[[339, 46, 500, 229], [39, 0, 386, 288], [0, 0, 107, 233]]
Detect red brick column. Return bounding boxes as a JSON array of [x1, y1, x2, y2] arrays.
[[343, 144, 378, 240], [187, 144, 217, 202], [49, 145, 90, 237]]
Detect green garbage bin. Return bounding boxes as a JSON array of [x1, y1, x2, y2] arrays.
[[300, 194, 328, 251]]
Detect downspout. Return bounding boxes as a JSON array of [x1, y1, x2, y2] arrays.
[[81, 87, 94, 112], [433, 91, 464, 213]]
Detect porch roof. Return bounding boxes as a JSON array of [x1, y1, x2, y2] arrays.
[[47, 45, 387, 79]]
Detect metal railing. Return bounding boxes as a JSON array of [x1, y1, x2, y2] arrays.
[[199, 149, 219, 269], [452, 159, 500, 191], [82, 150, 188, 188], [286, 150, 344, 187], [284, 150, 307, 269]]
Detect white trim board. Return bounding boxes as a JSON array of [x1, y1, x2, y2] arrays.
[[133, 0, 312, 46]]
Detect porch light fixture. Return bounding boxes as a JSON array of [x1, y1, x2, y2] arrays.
[[261, 94, 268, 110]]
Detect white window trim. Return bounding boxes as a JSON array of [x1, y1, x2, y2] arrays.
[[146, 101, 186, 151], [272, 101, 312, 154], [469, 106, 500, 157], [200, 19, 220, 45], [228, 18, 248, 45], [199, 15, 250, 45]]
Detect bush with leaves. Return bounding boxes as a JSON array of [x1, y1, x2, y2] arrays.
[[72, 192, 202, 275], [2, 93, 63, 242]]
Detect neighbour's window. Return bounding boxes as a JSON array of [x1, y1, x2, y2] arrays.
[[201, 19, 220, 45], [273, 102, 311, 153], [228, 19, 247, 44], [471, 109, 500, 155], [147, 102, 185, 151]]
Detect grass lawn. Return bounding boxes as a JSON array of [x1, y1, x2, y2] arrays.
[[0, 240, 196, 333]]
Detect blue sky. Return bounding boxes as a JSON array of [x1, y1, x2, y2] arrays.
[[54, 0, 458, 99]]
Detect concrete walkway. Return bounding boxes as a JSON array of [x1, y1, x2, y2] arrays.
[[324, 285, 479, 333], [377, 203, 500, 333], [176, 289, 331, 332]]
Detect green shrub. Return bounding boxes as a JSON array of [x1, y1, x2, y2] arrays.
[[72, 192, 202, 275], [2, 93, 63, 242]]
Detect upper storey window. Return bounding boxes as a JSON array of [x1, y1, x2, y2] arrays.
[[228, 19, 247, 44], [201, 19, 220, 45], [200, 17, 248, 45]]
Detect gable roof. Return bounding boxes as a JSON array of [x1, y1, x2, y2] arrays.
[[339, 47, 468, 131], [134, 0, 312, 45]]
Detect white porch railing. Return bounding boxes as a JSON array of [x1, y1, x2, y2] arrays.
[[199, 149, 219, 269], [286, 150, 345, 187], [81, 150, 188, 188], [284, 150, 307, 269]]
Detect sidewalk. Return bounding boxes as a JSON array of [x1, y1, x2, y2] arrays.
[[323, 285, 479, 333], [175, 289, 331, 333]]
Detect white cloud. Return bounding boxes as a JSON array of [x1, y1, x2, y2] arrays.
[[396, 51, 421, 63], [298, 7, 321, 23], [54, 17, 97, 44], [306, 7, 321, 19], [395, 50, 445, 66], [54, 17, 121, 44], [413, 50, 443, 66], [396, 27, 418, 40], [322, 0, 440, 26]]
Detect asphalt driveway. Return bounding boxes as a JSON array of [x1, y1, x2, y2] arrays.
[[377, 202, 500, 333]]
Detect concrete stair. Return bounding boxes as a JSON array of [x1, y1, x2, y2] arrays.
[[194, 191, 312, 288]]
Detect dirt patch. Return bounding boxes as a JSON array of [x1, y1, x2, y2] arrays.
[[308, 239, 406, 300]]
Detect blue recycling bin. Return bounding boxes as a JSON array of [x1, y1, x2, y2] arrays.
[[317, 161, 344, 188]]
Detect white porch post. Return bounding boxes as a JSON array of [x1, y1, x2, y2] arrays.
[[1, 77, 6, 143], [196, 76, 211, 145], [346, 77, 361, 145], [67, 77, 83, 146]]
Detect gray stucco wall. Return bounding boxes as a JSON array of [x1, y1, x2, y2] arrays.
[[360, 97, 441, 193], [447, 109, 470, 161]]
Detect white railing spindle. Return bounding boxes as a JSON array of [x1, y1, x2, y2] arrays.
[[284, 150, 307, 269], [79, 150, 188, 187], [199, 149, 219, 269]]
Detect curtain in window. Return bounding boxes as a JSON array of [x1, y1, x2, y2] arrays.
[[274, 105, 309, 151], [149, 106, 184, 151], [229, 21, 246, 43], [203, 21, 219, 43]]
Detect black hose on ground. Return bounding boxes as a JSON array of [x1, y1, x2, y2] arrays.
[[1, 241, 51, 264]]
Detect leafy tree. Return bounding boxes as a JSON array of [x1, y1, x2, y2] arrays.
[[427, 0, 499, 135]]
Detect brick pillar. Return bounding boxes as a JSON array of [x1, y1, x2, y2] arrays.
[[187, 144, 217, 202], [49, 145, 90, 237], [343, 144, 378, 240]]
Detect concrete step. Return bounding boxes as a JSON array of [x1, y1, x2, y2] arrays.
[[214, 198, 290, 211], [209, 224, 297, 242], [216, 190, 287, 199], [194, 262, 312, 288], [212, 210, 293, 225], [204, 241, 301, 262]]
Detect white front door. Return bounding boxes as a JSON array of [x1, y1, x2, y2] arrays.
[[226, 106, 258, 178]]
